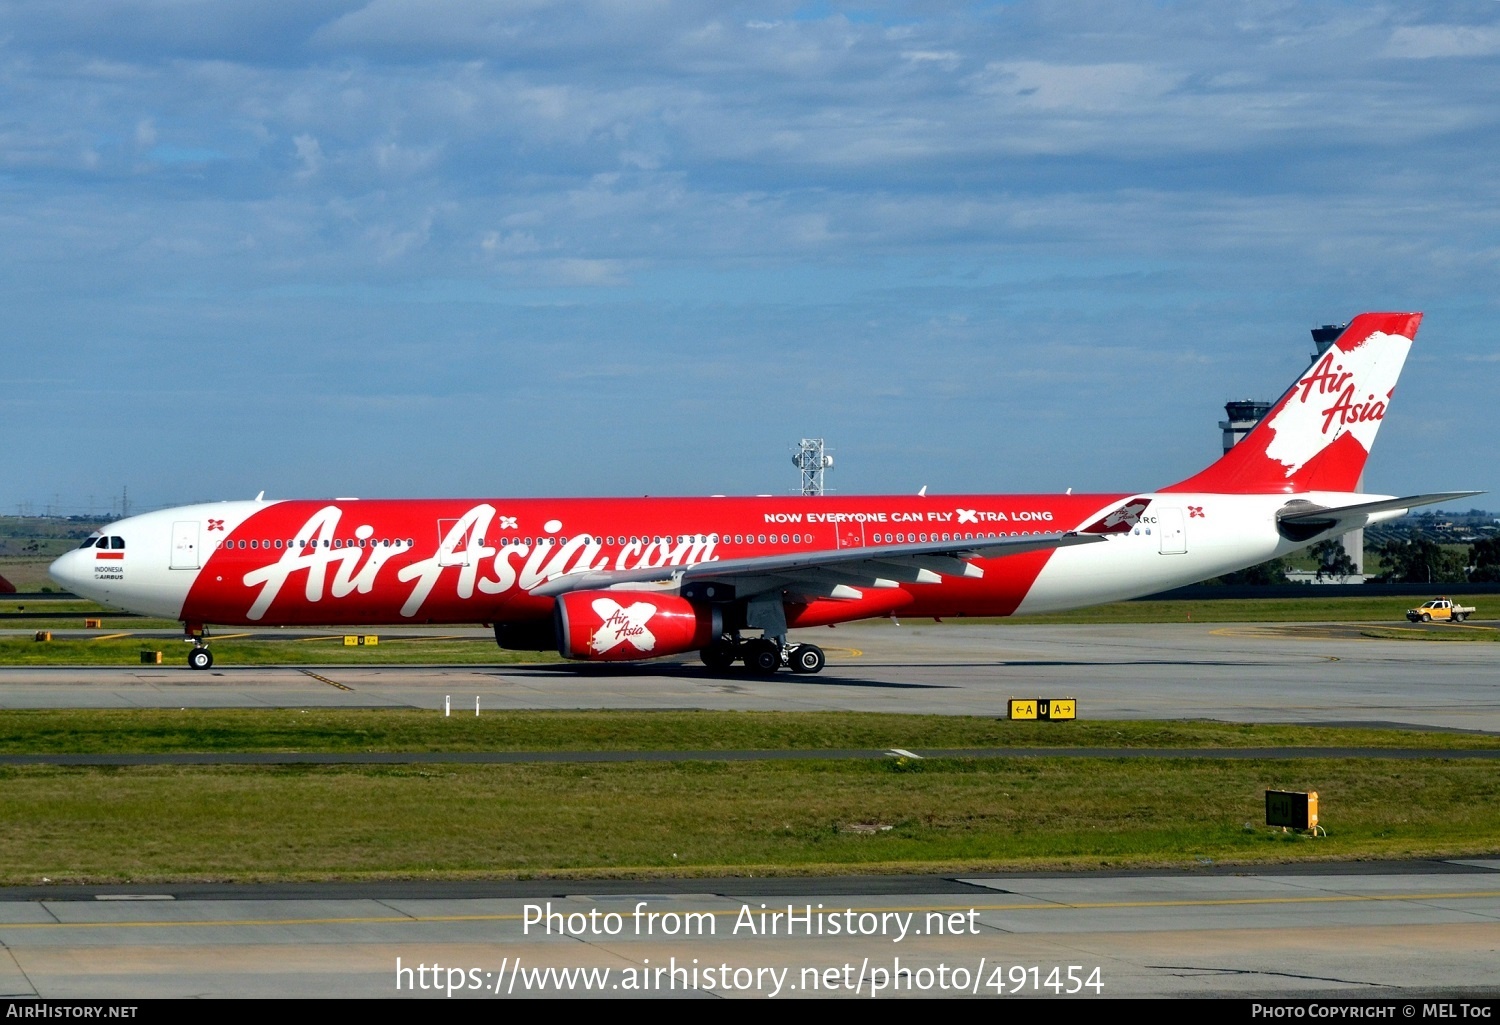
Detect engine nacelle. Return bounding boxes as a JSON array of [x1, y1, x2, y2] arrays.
[[554, 591, 722, 662]]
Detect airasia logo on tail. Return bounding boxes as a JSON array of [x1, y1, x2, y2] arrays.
[[1293, 352, 1390, 435], [1083, 498, 1150, 534], [1263, 329, 1411, 479]]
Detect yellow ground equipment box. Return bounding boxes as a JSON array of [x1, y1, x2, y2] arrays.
[[1265, 790, 1319, 830]]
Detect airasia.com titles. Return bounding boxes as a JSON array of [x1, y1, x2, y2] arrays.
[[239, 504, 716, 620]]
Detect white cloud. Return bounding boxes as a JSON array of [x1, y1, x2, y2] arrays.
[[292, 132, 322, 178], [901, 50, 961, 70], [976, 60, 1181, 111], [1387, 24, 1500, 59]]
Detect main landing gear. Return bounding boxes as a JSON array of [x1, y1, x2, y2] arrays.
[[185, 625, 214, 670], [698, 636, 826, 675]]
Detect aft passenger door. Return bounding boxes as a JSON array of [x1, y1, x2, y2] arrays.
[[170, 521, 200, 570], [1157, 508, 1187, 555]]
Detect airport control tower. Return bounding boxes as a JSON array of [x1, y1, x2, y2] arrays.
[[1219, 323, 1363, 576], [1220, 399, 1273, 455]]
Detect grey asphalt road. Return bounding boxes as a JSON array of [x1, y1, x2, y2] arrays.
[[1, 862, 1498, 999]]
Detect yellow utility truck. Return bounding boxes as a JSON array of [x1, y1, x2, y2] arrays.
[[1405, 598, 1476, 623]]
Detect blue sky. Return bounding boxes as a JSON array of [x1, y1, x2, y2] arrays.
[[2, 1, 1497, 515]]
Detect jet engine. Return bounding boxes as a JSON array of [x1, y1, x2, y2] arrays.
[[554, 591, 721, 662]]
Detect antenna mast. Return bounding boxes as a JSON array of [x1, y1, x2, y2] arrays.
[[792, 438, 833, 496]]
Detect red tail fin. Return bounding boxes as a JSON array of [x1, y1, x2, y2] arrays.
[[1163, 312, 1421, 495]]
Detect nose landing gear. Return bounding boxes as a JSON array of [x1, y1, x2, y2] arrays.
[[184, 624, 214, 670]]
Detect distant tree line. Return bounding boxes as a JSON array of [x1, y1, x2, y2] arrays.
[[1207, 535, 1500, 586], [1375, 534, 1500, 585]]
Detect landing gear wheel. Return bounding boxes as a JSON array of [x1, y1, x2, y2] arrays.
[[746, 640, 782, 675], [188, 647, 213, 671], [700, 642, 738, 671], [788, 643, 825, 675]]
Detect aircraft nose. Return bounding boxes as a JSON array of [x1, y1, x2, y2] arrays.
[[49, 549, 90, 594]]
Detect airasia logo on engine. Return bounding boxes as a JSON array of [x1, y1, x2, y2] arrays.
[[590, 599, 658, 654], [558, 590, 716, 662]]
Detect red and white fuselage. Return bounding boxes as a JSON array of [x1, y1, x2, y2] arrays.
[[50, 490, 1351, 624]]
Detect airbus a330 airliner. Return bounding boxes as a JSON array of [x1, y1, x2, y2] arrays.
[[50, 312, 1474, 674]]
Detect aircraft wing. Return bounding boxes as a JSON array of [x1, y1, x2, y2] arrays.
[[1277, 491, 1484, 536], [528, 531, 1105, 600]]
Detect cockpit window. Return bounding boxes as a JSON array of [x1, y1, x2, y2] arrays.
[[109, 536, 126, 549], [78, 536, 99, 549]]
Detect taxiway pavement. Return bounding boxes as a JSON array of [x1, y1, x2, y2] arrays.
[[1, 621, 1496, 733], [2, 862, 1498, 999]]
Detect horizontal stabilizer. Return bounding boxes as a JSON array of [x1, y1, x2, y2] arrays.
[[1276, 491, 1483, 542]]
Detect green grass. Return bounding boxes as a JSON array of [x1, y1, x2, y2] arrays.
[[0, 711, 1494, 882], [0, 600, 115, 614], [0, 635, 557, 666], [992, 593, 1500, 625], [1357, 625, 1500, 642], [1, 709, 1497, 755], [1, 758, 1495, 882]]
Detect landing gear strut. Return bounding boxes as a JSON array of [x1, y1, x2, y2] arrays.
[[185, 625, 214, 670]]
